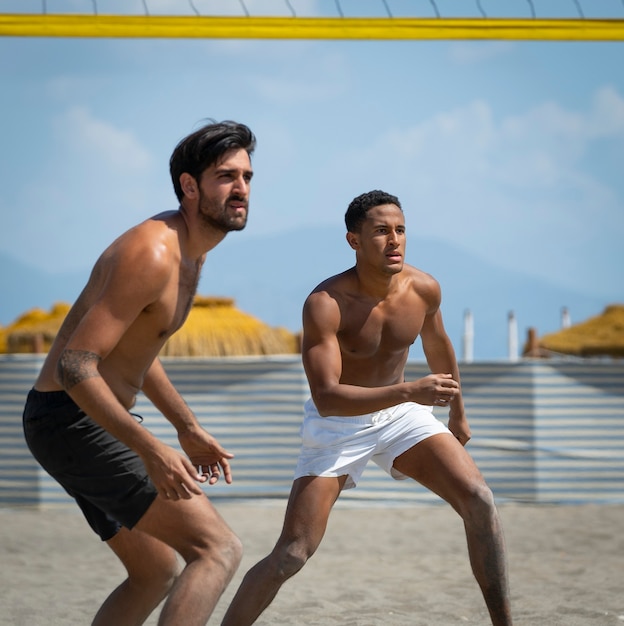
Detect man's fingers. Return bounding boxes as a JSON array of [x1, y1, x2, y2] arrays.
[[160, 479, 201, 500], [173, 459, 205, 494], [197, 462, 227, 485], [216, 457, 233, 484]]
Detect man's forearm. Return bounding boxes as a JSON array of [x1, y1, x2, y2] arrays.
[[312, 381, 413, 417], [62, 368, 162, 457], [142, 358, 200, 433]]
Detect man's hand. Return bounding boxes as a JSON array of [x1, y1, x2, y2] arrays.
[[140, 440, 206, 501], [412, 373, 470, 445], [412, 373, 460, 407], [448, 412, 471, 446], [178, 426, 234, 486]]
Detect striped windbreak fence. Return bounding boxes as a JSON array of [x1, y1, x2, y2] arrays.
[[1, 355, 623, 506]]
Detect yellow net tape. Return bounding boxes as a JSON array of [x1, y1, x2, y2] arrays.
[[1, 14, 624, 41]]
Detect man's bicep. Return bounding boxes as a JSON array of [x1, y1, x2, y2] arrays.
[[302, 335, 342, 391], [66, 247, 169, 356], [301, 292, 342, 392], [64, 301, 139, 357], [420, 307, 441, 336], [55, 304, 133, 390], [420, 308, 449, 351]]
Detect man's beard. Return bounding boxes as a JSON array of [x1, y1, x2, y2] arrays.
[[198, 192, 248, 233]]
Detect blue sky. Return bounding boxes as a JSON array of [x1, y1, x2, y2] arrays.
[[1, 0, 623, 358]]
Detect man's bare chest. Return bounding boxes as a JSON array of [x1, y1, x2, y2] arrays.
[[148, 263, 202, 339], [338, 304, 425, 358]]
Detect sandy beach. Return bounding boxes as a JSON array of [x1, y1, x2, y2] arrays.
[[2, 499, 623, 626]]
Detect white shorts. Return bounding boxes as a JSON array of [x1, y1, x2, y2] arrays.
[[293, 399, 451, 490]]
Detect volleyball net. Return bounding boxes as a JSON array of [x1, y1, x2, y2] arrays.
[[0, 0, 623, 40]]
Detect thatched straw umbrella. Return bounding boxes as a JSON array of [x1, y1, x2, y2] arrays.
[[161, 296, 300, 357], [3, 297, 300, 357], [535, 304, 624, 358], [4, 303, 71, 354]]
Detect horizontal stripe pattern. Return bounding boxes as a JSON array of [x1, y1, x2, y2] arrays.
[[1, 355, 623, 506]]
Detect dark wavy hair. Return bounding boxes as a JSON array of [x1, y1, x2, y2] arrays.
[[169, 120, 256, 201], [344, 190, 402, 233]]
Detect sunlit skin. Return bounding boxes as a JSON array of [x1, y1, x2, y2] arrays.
[[38, 148, 253, 407], [347, 203, 407, 277], [300, 204, 464, 412], [31, 139, 255, 626], [193, 149, 253, 234], [221, 198, 512, 626]]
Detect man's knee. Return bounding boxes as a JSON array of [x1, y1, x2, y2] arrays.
[[110, 527, 180, 593], [223, 530, 244, 572], [146, 560, 179, 597], [458, 480, 497, 523], [126, 549, 180, 599], [272, 541, 313, 582], [182, 526, 243, 574]]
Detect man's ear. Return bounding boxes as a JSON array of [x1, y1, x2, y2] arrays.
[[179, 173, 198, 198], [346, 231, 359, 251]]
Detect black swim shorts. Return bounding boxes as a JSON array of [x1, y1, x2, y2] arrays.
[[22, 388, 158, 541]]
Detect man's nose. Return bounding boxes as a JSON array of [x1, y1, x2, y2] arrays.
[[233, 174, 249, 196], [388, 230, 399, 244]]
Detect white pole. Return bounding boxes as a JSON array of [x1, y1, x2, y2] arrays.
[[463, 309, 474, 363], [561, 306, 571, 328], [508, 311, 518, 362]]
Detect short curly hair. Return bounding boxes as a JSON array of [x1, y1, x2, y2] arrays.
[[344, 190, 402, 233]]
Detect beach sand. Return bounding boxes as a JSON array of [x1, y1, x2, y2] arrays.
[[1, 500, 623, 626]]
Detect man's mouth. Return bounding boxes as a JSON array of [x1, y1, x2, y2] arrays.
[[229, 201, 247, 214]]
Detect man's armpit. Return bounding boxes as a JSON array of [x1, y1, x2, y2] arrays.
[[57, 349, 101, 390]]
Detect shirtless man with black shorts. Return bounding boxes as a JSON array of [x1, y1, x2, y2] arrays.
[[221, 190, 513, 626], [22, 120, 255, 626]]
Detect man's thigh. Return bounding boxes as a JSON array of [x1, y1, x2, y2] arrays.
[[107, 525, 179, 578], [279, 476, 347, 550], [135, 493, 233, 558], [392, 433, 487, 504]]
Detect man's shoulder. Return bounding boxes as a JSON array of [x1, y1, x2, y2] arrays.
[[112, 212, 180, 251], [94, 213, 184, 288], [310, 268, 356, 294], [400, 265, 441, 305], [303, 269, 356, 315], [402, 263, 437, 284], [129, 211, 180, 236]]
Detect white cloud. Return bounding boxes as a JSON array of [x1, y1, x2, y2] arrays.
[[57, 106, 152, 173], [250, 62, 348, 104], [1, 107, 159, 272], [586, 85, 624, 136], [316, 85, 624, 296]]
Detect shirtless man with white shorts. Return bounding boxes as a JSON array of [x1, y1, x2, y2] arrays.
[[23, 120, 255, 626], [221, 189, 513, 626]]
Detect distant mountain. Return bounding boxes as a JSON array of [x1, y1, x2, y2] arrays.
[[200, 225, 610, 361], [0, 252, 86, 324], [0, 226, 611, 361]]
